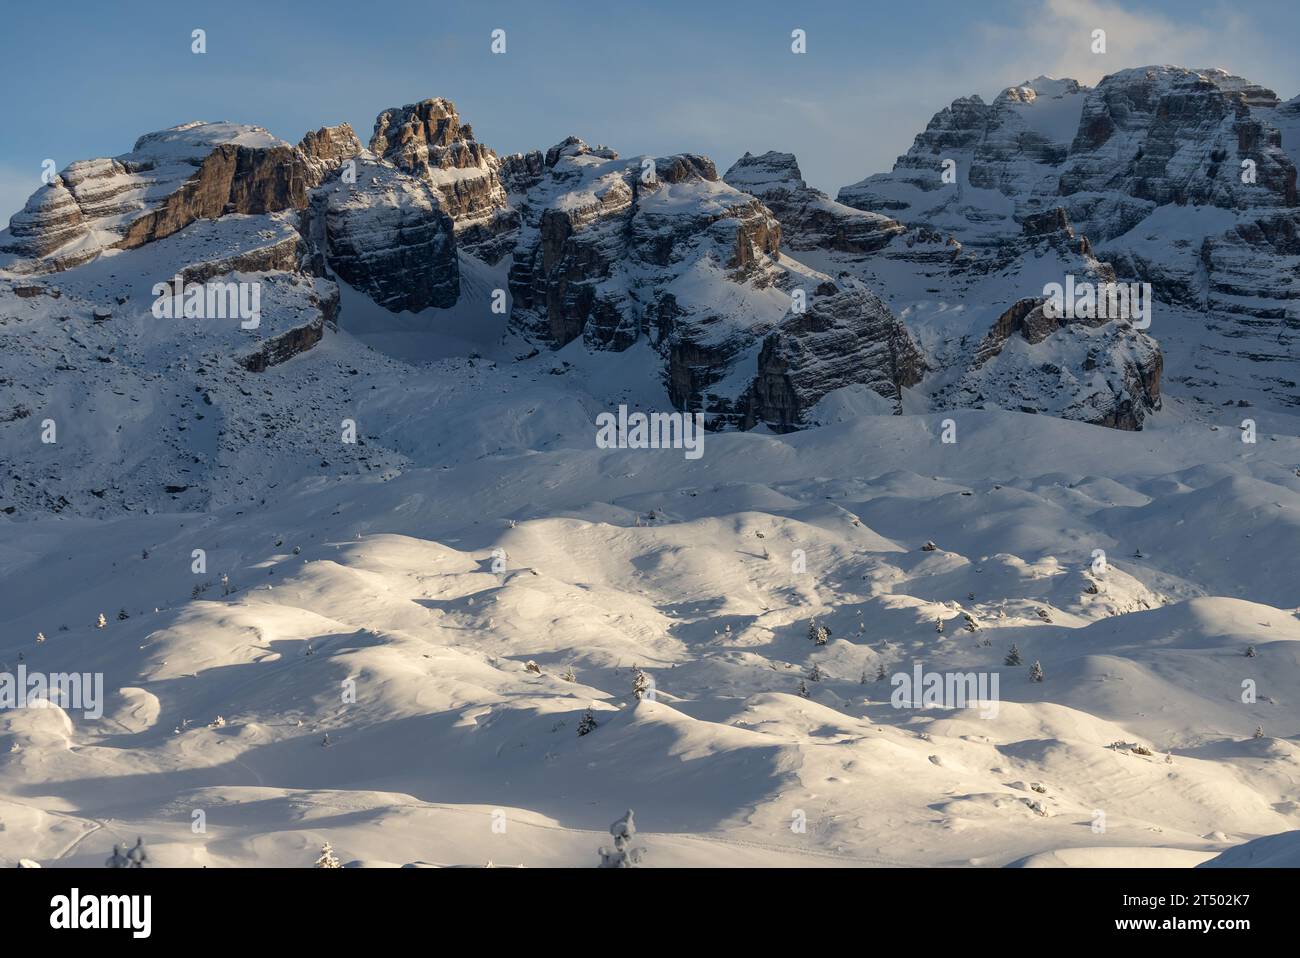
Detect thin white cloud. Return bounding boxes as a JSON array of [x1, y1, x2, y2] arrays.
[[974, 0, 1293, 94]]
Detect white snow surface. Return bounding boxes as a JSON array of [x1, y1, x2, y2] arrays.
[[2, 292, 1299, 864], [2, 92, 1300, 869]]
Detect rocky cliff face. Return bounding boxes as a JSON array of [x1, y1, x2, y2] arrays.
[[369, 98, 516, 261], [743, 284, 924, 431], [723, 151, 904, 254], [833, 66, 1300, 417], [303, 155, 459, 313], [503, 137, 923, 425], [838, 76, 1085, 246], [0, 114, 459, 316], [298, 123, 364, 184], [947, 290, 1164, 430], [1060, 67, 1296, 238], [7, 70, 1289, 457], [0, 123, 314, 271]]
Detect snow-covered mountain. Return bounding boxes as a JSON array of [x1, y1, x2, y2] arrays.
[[2, 71, 1299, 869], [835, 66, 1300, 419]]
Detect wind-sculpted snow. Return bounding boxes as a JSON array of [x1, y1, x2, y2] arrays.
[[2, 399, 1298, 866]]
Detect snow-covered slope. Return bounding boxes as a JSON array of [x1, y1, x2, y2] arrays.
[[3, 397, 1299, 867], [2, 78, 1299, 869]]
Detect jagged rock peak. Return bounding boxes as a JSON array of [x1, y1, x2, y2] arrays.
[[724, 151, 903, 254], [996, 76, 1083, 105], [369, 98, 493, 171], [544, 136, 619, 167], [367, 97, 515, 258], [723, 151, 806, 192], [652, 154, 719, 183], [300, 123, 366, 167]]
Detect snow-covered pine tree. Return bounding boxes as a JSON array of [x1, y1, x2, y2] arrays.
[[808, 663, 823, 682], [577, 708, 598, 736], [1245, 646, 1257, 658], [876, 663, 887, 681], [117, 608, 129, 621], [597, 809, 645, 867], [1254, 725, 1265, 739], [315, 842, 342, 868], [1029, 660, 1044, 682], [1004, 644, 1022, 666], [96, 613, 107, 629], [797, 679, 810, 698], [632, 669, 651, 701]]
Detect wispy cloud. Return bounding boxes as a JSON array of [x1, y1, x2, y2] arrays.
[[974, 0, 1293, 93]]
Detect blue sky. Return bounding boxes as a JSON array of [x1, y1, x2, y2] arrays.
[[3, 0, 1299, 223]]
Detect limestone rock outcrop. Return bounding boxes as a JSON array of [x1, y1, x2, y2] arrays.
[[303, 156, 459, 313], [369, 98, 516, 260]]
